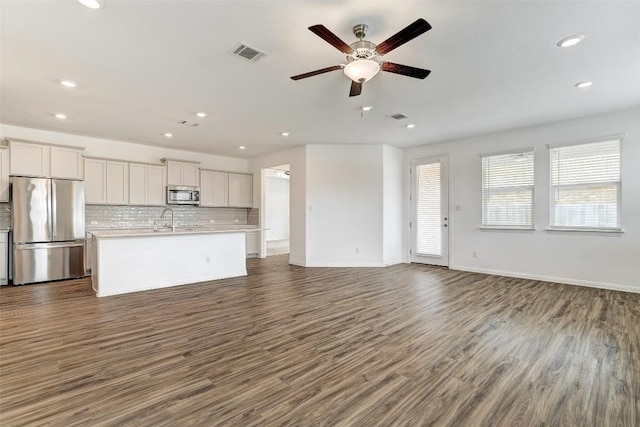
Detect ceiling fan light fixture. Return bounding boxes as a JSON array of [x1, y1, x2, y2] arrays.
[[344, 59, 380, 83]]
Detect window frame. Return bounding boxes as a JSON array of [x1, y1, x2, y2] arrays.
[[480, 147, 536, 230], [547, 134, 623, 232]]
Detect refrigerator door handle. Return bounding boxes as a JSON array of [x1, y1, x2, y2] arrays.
[[50, 180, 56, 239], [15, 242, 85, 250]]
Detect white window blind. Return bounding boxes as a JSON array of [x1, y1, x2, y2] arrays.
[[550, 139, 621, 229], [482, 151, 534, 227], [416, 163, 441, 256]]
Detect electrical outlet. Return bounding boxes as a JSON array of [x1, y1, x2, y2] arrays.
[[455, 205, 462, 211], [473, 251, 478, 258], [210, 219, 215, 223], [355, 248, 359, 254], [205, 257, 211, 264], [234, 219, 239, 223], [90, 221, 98, 225]]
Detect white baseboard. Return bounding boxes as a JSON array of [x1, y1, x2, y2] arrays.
[[288, 259, 306, 267], [303, 261, 386, 268], [450, 265, 640, 294]]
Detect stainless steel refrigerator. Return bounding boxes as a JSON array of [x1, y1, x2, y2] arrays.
[[12, 177, 85, 285]]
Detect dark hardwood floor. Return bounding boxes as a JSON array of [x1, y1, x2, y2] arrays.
[[1, 256, 638, 426]]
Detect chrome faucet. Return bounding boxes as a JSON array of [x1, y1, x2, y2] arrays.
[[160, 208, 175, 232]]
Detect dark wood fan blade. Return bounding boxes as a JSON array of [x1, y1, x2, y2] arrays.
[[375, 18, 432, 56], [381, 62, 431, 79], [349, 80, 362, 97], [309, 25, 354, 54], [290, 65, 343, 80]]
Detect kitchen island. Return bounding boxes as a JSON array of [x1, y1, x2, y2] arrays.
[[91, 227, 258, 297]]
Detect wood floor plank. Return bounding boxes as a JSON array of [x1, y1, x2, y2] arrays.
[[1, 255, 638, 425]]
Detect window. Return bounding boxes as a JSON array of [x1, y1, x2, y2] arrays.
[[550, 137, 621, 229], [482, 149, 534, 228], [416, 161, 442, 256]]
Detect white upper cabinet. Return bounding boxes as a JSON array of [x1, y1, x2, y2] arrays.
[[165, 160, 199, 187], [200, 170, 229, 207], [106, 161, 129, 205], [84, 158, 107, 204], [128, 163, 148, 205], [0, 148, 9, 202], [10, 141, 51, 177], [129, 163, 166, 206], [147, 165, 166, 206], [228, 173, 253, 207], [9, 140, 83, 179], [50, 146, 83, 179]]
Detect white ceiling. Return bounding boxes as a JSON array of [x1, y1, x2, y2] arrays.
[[1, 1, 639, 159]]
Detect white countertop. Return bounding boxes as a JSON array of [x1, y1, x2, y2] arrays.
[[90, 226, 261, 238]]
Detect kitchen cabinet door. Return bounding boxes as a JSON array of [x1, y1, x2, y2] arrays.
[[0, 148, 9, 202], [167, 160, 199, 186], [106, 161, 129, 205], [182, 163, 199, 187], [167, 161, 182, 186], [245, 231, 258, 257], [0, 232, 7, 285], [147, 165, 166, 206], [200, 170, 228, 207], [199, 170, 214, 207], [10, 141, 50, 177], [84, 158, 107, 204], [85, 233, 93, 275], [228, 173, 252, 207], [129, 163, 148, 205], [50, 146, 83, 179]]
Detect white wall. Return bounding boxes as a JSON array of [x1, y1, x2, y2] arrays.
[[249, 145, 306, 265], [305, 145, 384, 267], [0, 124, 249, 172], [265, 176, 290, 241], [404, 107, 640, 292], [383, 145, 404, 266]]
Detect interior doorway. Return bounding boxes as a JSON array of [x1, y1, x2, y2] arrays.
[[264, 164, 290, 257]]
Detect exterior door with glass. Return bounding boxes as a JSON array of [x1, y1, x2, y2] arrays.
[[410, 155, 449, 266]]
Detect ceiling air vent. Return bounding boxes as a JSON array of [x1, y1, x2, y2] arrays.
[[388, 113, 409, 121], [231, 43, 268, 63], [179, 120, 200, 127]]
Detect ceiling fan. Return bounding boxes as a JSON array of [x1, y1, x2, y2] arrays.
[[291, 19, 432, 97]]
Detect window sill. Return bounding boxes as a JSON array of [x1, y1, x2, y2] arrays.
[[479, 226, 536, 232], [547, 227, 624, 234]]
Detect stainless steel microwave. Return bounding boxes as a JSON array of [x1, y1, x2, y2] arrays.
[[167, 185, 200, 205]]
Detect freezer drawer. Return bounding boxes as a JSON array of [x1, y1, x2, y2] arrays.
[[13, 242, 85, 285]]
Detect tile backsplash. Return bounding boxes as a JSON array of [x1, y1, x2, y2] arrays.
[[0, 203, 259, 231], [85, 205, 257, 230]]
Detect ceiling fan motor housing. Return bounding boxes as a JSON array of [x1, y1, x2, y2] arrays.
[[347, 40, 378, 62]]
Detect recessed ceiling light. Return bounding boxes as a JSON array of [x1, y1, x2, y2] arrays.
[[60, 80, 77, 88], [406, 124, 416, 129], [196, 112, 207, 118], [575, 81, 593, 88], [557, 34, 585, 48], [77, 0, 102, 9], [164, 133, 173, 138], [361, 106, 373, 112], [54, 113, 67, 119], [239, 146, 246, 150], [281, 132, 290, 137]]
